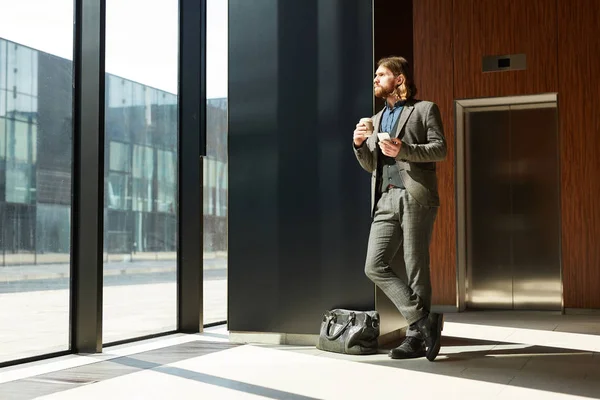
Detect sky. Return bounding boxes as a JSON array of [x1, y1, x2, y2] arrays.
[[0, 0, 227, 98]]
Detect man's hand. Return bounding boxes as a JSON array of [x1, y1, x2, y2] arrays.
[[353, 122, 370, 147], [378, 139, 401, 157]]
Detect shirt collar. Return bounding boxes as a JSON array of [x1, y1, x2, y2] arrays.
[[384, 99, 406, 111]]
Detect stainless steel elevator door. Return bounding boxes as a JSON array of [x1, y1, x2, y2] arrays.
[[465, 103, 561, 311]]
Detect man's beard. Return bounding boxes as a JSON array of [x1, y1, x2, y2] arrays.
[[374, 84, 395, 99]]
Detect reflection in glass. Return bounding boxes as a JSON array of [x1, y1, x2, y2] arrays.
[[132, 145, 154, 213], [0, 8, 73, 363], [102, 1, 178, 343], [6, 118, 36, 204], [157, 149, 176, 213]]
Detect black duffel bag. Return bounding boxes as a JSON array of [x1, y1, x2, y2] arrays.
[[316, 309, 380, 355]]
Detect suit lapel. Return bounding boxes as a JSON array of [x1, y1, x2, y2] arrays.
[[394, 103, 414, 138], [368, 110, 384, 151], [373, 110, 383, 134]]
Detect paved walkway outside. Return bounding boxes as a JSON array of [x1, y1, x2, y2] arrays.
[[0, 253, 226, 282], [0, 255, 227, 364], [0, 251, 189, 266]]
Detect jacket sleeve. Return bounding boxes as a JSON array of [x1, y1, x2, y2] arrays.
[[396, 102, 447, 162], [353, 139, 377, 173]]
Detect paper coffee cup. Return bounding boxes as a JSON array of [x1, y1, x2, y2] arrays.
[[360, 118, 373, 136]]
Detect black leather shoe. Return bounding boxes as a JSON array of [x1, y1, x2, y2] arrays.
[[415, 313, 444, 361], [388, 336, 426, 359]]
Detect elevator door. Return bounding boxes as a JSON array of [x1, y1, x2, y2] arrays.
[[465, 102, 561, 310]]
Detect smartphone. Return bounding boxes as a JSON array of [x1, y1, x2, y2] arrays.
[[377, 132, 391, 141]]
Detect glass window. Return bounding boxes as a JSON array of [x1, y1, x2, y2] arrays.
[[0, 40, 6, 90], [107, 173, 129, 210], [132, 83, 144, 107], [156, 149, 175, 213], [0, 89, 6, 117], [107, 75, 124, 109], [132, 145, 153, 212], [5, 163, 32, 204], [120, 80, 132, 107], [0, 6, 73, 364], [7, 118, 31, 162], [204, 0, 228, 325], [103, 0, 178, 343], [5, 46, 39, 121], [0, 116, 5, 160], [5, 118, 36, 204], [36, 204, 71, 254], [217, 160, 228, 217], [109, 141, 130, 172], [31, 122, 37, 163], [12, 46, 37, 96]]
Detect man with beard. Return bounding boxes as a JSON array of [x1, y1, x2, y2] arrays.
[[353, 56, 447, 361]]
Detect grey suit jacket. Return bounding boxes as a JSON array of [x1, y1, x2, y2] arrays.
[[353, 99, 447, 215]]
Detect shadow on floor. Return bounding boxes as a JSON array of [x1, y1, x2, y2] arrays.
[[109, 356, 319, 400], [0, 341, 241, 400], [363, 336, 600, 399], [0, 340, 320, 400]]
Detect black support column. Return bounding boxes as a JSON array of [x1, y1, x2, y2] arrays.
[[71, 0, 106, 353], [228, 0, 375, 334], [178, 0, 206, 333]]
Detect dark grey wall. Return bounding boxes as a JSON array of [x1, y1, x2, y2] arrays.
[[228, 0, 375, 334]]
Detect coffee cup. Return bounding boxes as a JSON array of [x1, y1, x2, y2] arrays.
[[360, 117, 373, 136]]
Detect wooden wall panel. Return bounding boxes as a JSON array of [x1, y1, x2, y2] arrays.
[[558, 0, 600, 309], [413, 0, 456, 306], [453, 0, 558, 99], [412, 0, 600, 309]]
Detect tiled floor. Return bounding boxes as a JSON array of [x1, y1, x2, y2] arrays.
[[1, 312, 600, 399]]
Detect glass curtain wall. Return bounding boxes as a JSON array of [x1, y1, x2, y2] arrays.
[[204, 0, 228, 325], [103, 0, 179, 343], [0, 1, 74, 363], [0, 0, 218, 364]]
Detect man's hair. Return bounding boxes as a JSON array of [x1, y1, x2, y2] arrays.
[[377, 56, 417, 100]]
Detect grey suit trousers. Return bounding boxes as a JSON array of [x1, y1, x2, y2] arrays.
[[364, 188, 437, 338]]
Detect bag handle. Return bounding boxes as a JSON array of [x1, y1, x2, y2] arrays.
[[325, 312, 355, 340]]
